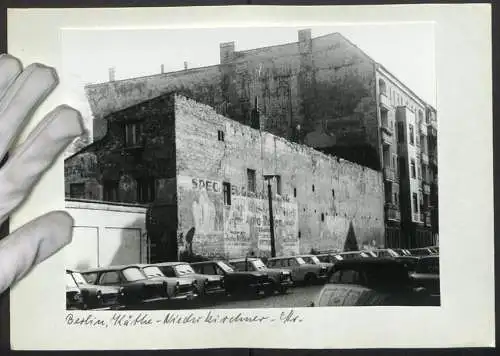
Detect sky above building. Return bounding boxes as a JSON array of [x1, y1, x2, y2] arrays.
[[61, 23, 435, 134]]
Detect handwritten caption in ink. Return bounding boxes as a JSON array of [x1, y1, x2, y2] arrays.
[[65, 309, 304, 328]]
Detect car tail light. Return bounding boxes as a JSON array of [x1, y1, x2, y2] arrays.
[[73, 293, 81, 302]]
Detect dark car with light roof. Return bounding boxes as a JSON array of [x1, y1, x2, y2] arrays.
[[152, 261, 225, 297], [190, 260, 272, 297], [66, 269, 123, 310], [80, 265, 170, 308], [229, 257, 293, 294]]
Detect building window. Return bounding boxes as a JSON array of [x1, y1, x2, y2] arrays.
[[69, 183, 85, 198], [423, 193, 429, 208], [275, 175, 282, 195], [397, 122, 405, 143], [411, 159, 416, 178], [103, 180, 119, 202], [137, 178, 156, 203], [223, 182, 231, 205], [312, 184, 315, 192], [384, 181, 392, 203], [321, 213, 325, 222], [298, 231, 301, 239], [409, 124, 415, 145], [422, 165, 428, 181], [412, 193, 418, 214], [332, 189, 335, 198], [124, 122, 144, 147], [379, 79, 387, 95], [294, 187, 297, 198], [247, 169, 256, 193], [394, 192, 399, 206], [380, 108, 388, 128], [418, 110, 424, 123], [218, 130, 225, 141]]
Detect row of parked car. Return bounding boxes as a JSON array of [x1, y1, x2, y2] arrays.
[[66, 254, 332, 310], [66, 246, 439, 310]]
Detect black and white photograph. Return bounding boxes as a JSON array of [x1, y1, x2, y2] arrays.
[[6, 4, 494, 351], [61, 24, 440, 311]]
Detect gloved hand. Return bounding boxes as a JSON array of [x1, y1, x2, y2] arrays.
[[0, 54, 84, 294]]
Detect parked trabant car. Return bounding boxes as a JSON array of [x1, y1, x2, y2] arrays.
[[80, 265, 170, 308], [135, 264, 198, 302], [266, 256, 328, 285], [66, 272, 84, 310], [229, 257, 293, 294], [408, 256, 440, 304], [152, 261, 225, 297], [190, 260, 272, 297], [296, 254, 334, 275], [66, 269, 123, 310], [310, 258, 437, 307]]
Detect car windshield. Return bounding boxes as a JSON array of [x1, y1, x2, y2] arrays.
[[252, 259, 267, 271], [175, 264, 195, 275], [66, 273, 78, 288], [295, 257, 306, 265], [71, 272, 88, 285], [218, 261, 235, 273], [122, 267, 147, 281], [143, 266, 165, 278]]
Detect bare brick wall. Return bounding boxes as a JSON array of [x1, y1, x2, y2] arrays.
[[174, 95, 385, 259]]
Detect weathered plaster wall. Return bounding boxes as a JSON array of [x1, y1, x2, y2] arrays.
[[64, 94, 178, 204], [84, 31, 381, 169], [174, 95, 385, 259]]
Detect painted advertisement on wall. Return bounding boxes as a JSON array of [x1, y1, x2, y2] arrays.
[[177, 175, 299, 258]]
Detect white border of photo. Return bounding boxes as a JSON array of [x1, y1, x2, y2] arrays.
[[7, 4, 494, 350]]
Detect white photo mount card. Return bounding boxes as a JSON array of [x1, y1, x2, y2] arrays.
[[7, 5, 494, 350]]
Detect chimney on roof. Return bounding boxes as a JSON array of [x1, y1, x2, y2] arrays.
[[108, 67, 116, 82], [184, 61, 188, 70], [161, 64, 165, 74], [220, 41, 235, 64], [298, 29, 312, 54]]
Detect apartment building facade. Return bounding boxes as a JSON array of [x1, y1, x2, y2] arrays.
[[82, 29, 438, 249], [376, 67, 438, 248]]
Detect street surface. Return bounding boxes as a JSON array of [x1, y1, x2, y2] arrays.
[[198, 284, 323, 309]]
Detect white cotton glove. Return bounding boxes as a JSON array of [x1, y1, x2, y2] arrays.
[[0, 54, 84, 294]]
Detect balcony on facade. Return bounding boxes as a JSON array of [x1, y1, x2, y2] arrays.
[[412, 212, 422, 223], [427, 120, 437, 137], [420, 211, 432, 227], [423, 182, 431, 195], [429, 151, 437, 166], [385, 203, 401, 222], [379, 93, 391, 109], [383, 166, 397, 182]]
